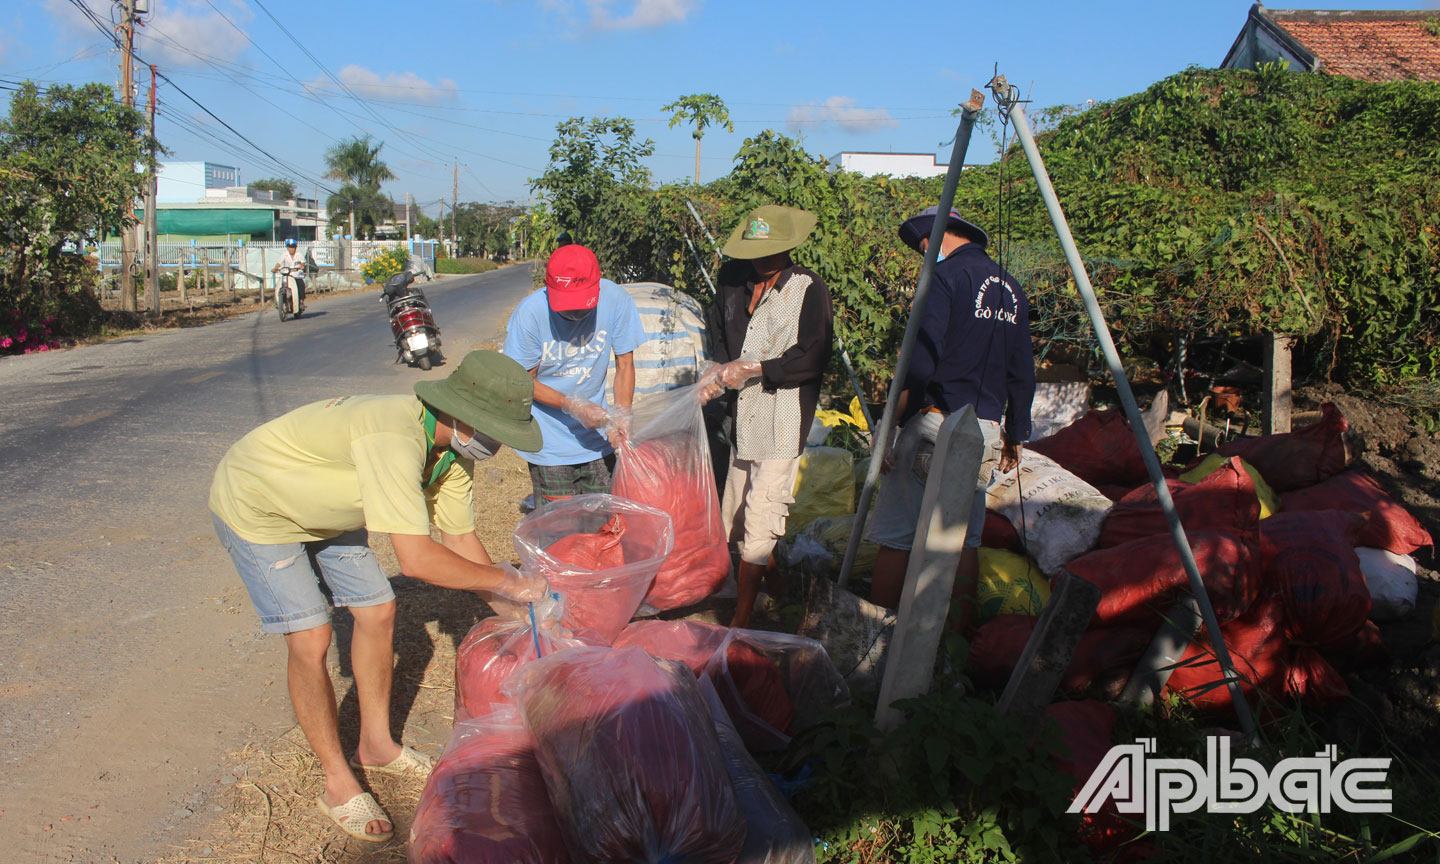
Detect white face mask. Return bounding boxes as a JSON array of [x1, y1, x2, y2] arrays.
[[451, 425, 498, 461]]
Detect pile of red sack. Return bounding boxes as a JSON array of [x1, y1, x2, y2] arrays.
[[971, 403, 1432, 714]]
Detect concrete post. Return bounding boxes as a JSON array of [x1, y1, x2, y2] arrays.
[[873, 406, 985, 732], [1263, 333, 1294, 435], [995, 571, 1102, 734]]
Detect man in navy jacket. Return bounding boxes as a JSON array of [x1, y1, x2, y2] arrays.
[[865, 206, 1035, 628]]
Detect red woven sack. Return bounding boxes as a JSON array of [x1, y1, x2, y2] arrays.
[[723, 639, 794, 737], [1043, 701, 1148, 858], [454, 615, 605, 722], [1288, 647, 1350, 708], [546, 514, 627, 571], [1098, 458, 1261, 549], [968, 615, 1152, 697], [613, 433, 731, 611], [409, 709, 572, 864], [1280, 470, 1433, 555], [506, 646, 746, 864], [1260, 510, 1371, 646], [1164, 597, 1290, 712], [613, 619, 729, 675], [981, 510, 1022, 551], [1029, 409, 1147, 486], [1066, 530, 1259, 629], [1215, 402, 1349, 492]]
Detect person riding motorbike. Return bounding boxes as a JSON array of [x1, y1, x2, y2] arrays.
[[273, 238, 308, 315]]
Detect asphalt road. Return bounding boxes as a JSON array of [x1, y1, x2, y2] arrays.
[[0, 263, 538, 862]]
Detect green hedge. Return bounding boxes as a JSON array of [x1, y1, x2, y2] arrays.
[[435, 257, 500, 275]]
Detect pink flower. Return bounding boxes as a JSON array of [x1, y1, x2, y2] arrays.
[[38, 345, 49, 352], [0, 337, 12, 348]]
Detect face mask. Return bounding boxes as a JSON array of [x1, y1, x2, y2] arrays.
[[451, 425, 498, 461], [556, 307, 593, 323]]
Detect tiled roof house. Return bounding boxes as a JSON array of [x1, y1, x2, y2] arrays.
[[1221, 4, 1440, 82]]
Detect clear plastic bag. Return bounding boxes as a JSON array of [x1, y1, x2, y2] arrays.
[[513, 493, 673, 642], [454, 601, 606, 722], [408, 706, 572, 864], [505, 645, 746, 864], [697, 675, 816, 864], [613, 382, 732, 611], [612, 619, 730, 675], [704, 629, 851, 753]]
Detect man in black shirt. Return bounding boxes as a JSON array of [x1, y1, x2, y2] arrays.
[[866, 206, 1035, 628], [702, 204, 834, 627]]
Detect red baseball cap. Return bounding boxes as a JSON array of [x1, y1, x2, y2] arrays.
[[544, 244, 601, 311]]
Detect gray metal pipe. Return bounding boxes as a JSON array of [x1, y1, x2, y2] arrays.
[[992, 77, 1255, 737], [837, 89, 986, 589]]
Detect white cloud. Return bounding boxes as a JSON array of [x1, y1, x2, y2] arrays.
[[787, 97, 898, 134], [308, 65, 459, 104], [43, 0, 252, 68], [543, 0, 701, 32]]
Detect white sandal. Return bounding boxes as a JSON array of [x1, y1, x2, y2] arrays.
[[316, 791, 393, 843], [348, 744, 434, 778]]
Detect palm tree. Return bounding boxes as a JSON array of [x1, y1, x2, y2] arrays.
[[662, 94, 733, 184], [323, 135, 395, 190]]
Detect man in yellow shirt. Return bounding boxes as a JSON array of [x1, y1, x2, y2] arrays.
[[208, 350, 545, 843]]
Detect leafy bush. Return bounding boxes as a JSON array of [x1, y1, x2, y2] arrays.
[[435, 257, 499, 275], [360, 244, 409, 283]]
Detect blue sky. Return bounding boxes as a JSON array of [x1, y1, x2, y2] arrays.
[[4, 0, 1437, 217]]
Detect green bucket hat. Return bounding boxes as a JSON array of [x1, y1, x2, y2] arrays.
[[721, 204, 818, 260], [414, 350, 542, 452]]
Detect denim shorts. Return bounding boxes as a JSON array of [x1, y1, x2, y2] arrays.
[[864, 411, 1004, 552], [211, 513, 394, 634]]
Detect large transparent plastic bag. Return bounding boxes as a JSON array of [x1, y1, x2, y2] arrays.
[[697, 675, 816, 864], [704, 629, 850, 753], [612, 383, 732, 611], [612, 619, 730, 675], [454, 597, 606, 722], [408, 706, 572, 864], [504, 645, 746, 864], [513, 494, 673, 642]]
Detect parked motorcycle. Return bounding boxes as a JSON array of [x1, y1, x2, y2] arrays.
[[275, 264, 304, 321], [381, 269, 442, 370]]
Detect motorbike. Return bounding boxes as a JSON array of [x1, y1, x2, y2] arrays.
[[275, 264, 304, 321], [381, 269, 442, 370]]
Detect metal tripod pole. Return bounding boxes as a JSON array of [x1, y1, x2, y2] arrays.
[[837, 89, 985, 590], [990, 75, 1255, 737]]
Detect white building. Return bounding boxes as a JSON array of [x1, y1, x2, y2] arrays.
[[156, 161, 242, 204], [827, 151, 948, 179]]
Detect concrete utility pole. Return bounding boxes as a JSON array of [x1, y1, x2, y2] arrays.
[[405, 191, 413, 239], [451, 160, 458, 256], [145, 63, 160, 318], [118, 0, 138, 313]]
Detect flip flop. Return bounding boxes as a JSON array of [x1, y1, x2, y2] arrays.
[[348, 745, 434, 778], [316, 792, 393, 843]]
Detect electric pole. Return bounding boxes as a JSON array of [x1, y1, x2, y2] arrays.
[[451, 159, 458, 257], [405, 191, 413, 239], [146, 63, 160, 318], [118, 0, 138, 313]]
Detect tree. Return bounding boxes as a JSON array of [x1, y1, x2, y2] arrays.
[[248, 177, 297, 200], [326, 184, 393, 239], [452, 201, 526, 260], [530, 117, 655, 275], [323, 135, 395, 189], [662, 93, 733, 184], [0, 80, 153, 350]]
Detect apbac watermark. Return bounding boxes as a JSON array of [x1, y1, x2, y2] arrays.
[[1068, 737, 1391, 832]]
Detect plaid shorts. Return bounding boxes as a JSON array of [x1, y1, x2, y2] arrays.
[[528, 454, 616, 506]]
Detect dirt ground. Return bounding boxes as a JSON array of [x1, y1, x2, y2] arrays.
[[1297, 385, 1440, 756]]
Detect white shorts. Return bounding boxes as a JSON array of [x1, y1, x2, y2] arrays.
[[864, 411, 1004, 551], [720, 456, 802, 565]]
